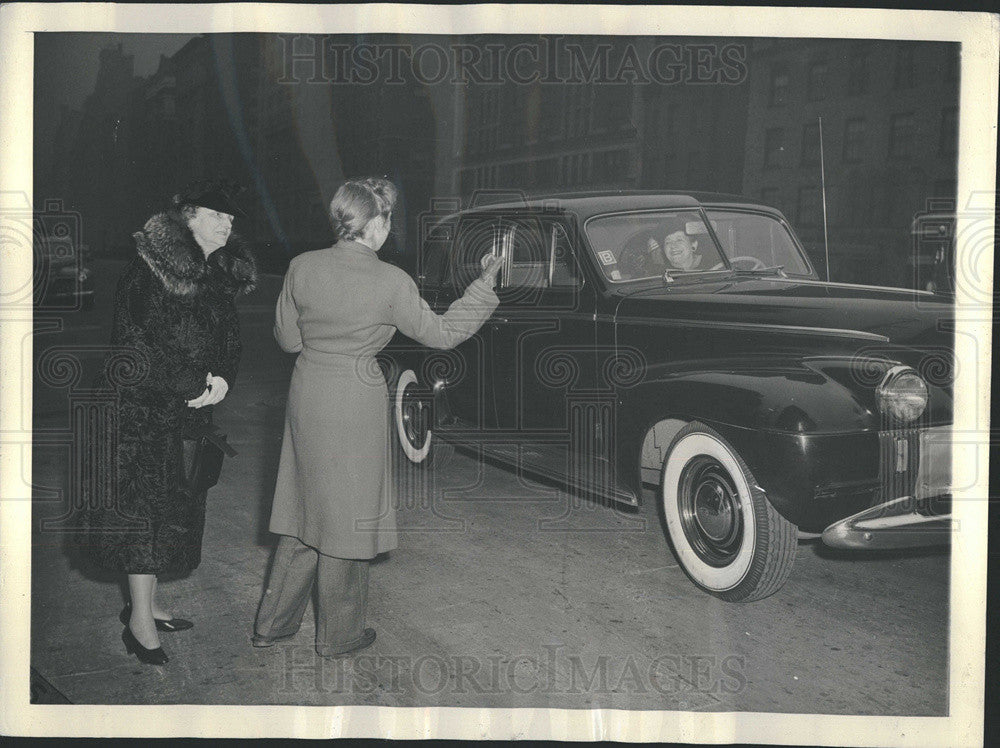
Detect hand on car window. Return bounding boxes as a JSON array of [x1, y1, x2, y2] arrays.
[[479, 254, 502, 288]]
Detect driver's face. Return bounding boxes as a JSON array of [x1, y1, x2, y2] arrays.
[[663, 230, 699, 270]]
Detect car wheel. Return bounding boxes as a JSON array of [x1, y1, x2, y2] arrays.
[[393, 369, 451, 467], [660, 421, 797, 602]]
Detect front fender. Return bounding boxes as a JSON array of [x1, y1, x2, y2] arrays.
[[622, 363, 879, 436], [613, 362, 947, 529]]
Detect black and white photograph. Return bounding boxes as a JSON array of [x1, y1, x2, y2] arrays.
[[0, 2, 994, 743]]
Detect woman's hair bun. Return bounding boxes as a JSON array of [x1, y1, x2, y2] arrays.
[[329, 177, 398, 242]]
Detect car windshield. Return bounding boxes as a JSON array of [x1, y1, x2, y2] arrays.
[[704, 209, 812, 275], [584, 210, 725, 283]]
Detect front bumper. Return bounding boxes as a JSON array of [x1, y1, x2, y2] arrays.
[[822, 425, 952, 549]]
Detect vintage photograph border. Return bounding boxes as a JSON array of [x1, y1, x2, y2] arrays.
[[1, 3, 995, 743]]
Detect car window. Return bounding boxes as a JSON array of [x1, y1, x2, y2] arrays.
[[501, 220, 582, 291], [584, 211, 724, 283], [449, 217, 502, 292], [705, 210, 812, 275], [505, 219, 548, 289], [549, 223, 582, 289], [419, 222, 452, 289]]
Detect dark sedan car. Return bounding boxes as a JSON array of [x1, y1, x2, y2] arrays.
[[386, 192, 953, 602], [34, 236, 95, 311]]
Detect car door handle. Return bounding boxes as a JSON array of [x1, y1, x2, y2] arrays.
[[492, 316, 509, 324]]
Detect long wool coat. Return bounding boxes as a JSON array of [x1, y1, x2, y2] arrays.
[[268, 239, 498, 559], [84, 210, 256, 574]]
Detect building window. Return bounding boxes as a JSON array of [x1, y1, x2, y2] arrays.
[[536, 157, 559, 187], [467, 88, 500, 155], [566, 86, 593, 138], [893, 45, 915, 89], [764, 127, 784, 169], [594, 85, 632, 132], [843, 118, 866, 163], [540, 88, 565, 141], [939, 107, 958, 156], [806, 61, 828, 101], [797, 186, 822, 227], [564, 152, 593, 185], [889, 113, 916, 159], [460, 168, 476, 195], [594, 149, 630, 182], [800, 123, 821, 167], [846, 51, 869, 95], [768, 65, 789, 106], [661, 104, 677, 155]]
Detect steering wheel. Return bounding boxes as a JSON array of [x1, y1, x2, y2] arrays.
[[616, 232, 664, 279], [717, 255, 767, 271]]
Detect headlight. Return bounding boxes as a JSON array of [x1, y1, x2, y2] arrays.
[[876, 366, 928, 422]]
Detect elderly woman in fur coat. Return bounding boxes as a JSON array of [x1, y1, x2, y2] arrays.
[[85, 180, 256, 665]]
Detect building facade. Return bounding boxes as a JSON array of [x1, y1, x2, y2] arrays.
[[742, 39, 959, 287], [457, 37, 751, 202], [46, 35, 959, 288]]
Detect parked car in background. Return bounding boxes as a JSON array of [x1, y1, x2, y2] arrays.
[[911, 211, 955, 294], [34, 235, 95, 311], [386, 191, 954, 602]]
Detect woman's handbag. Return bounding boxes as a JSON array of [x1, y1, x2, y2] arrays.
[[180, 420, 238, 493]]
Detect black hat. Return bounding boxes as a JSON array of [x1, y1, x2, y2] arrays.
[[174, 179, 247, 217], [659, 214, 693, 237]]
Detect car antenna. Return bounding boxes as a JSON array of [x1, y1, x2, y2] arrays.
[[819, 115, 831, 282]]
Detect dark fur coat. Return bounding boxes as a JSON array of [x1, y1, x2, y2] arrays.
[[84, 210, 256, 574]]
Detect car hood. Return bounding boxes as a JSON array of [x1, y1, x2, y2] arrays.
[[613, 276, 953, 349]]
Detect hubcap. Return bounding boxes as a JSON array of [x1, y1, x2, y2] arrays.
[[401, 386, 430, 448], [678, 456, 744, 567]]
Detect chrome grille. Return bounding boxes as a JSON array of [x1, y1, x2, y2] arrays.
[[878, 428, 920, 501]]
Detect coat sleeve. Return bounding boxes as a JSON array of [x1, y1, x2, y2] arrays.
[[273, 265, 303, 353], [212, 303, 243, 391], [389, 274, 499, 350], [117, 269, 208, 401]]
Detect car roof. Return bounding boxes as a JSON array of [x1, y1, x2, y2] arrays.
[[448, 190, 778, 221]]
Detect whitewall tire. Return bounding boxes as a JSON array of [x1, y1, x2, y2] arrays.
[[394, 369, 434, 463], [660, 422, 797, 602]]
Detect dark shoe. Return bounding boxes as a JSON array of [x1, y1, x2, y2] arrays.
[[251, 630, 298, 648], [121, 626, 168, 665], [120, 604, 194, 633], [316, 628, 376, 658]]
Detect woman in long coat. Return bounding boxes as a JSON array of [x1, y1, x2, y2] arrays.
[[253, 177, 500, 657], [85, 181, 256, 665]]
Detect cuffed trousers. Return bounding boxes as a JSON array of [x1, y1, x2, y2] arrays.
[[254, 534, 370, 656]]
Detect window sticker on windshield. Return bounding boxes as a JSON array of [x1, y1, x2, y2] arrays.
[[611, 269, 622, 280], [598, 250, 616, 265]]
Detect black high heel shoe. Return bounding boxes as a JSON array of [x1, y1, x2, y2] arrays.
[[121, 626, 168, 665], [120, 603, 194, 633]]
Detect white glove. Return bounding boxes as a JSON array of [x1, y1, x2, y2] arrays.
[[186, 372, 230, 408]]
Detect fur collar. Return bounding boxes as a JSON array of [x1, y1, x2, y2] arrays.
[[134, 210, 257, 297]]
